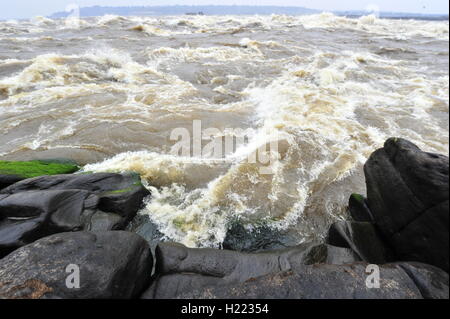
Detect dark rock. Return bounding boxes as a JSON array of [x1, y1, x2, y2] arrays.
[[0, 190, 98, 257], [398, 262, 450, 299], [0, 173, 150, 257], [0, 231, 152, 299], [383, 138, 449, 207], [88, 211, 123, 232], [390, 200, 449, 272], [141, 242, 359, 299], [307, 244, 361, 265], [327, 221, 393, 264], [1, 173, 150, 222], [365, 146, 426, 236], [364, 138, 449, 271], [222, 223, 298, 252], [348, 193, 374, 222], [127, 214, 165, 252], [0, 175, 23, 190], [170, 262, 448, 299]]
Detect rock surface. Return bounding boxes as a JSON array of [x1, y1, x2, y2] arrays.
[[0, 173, 150, 257], [169, 262, 448, 299], [1, 173, 150, 220], [0, 231, 152, 299], [364, 138, 449, 272], [0, 190, 98, 257], [222, 223, 298, 252], [0, 175, 22, 191], [327, 221, 393, 264], [348, 194, 374, 222], [142, 242, 360, 299]]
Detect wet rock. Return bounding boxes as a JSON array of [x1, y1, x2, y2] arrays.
[[390, 200, 449, 272], [364, 138, 449, 271], [0, 190, 98, 257], [0, 231, 152, 299], [222, 223, 297, 252], [88, 211, 123, 232], [1, 172, 149, 221], [348, 193, 374, 222], [127, 214, 164, 252], [326, 221, 393, 264], [309, 243, 361, 265], [382, 138, 449, 207], [172, 263, 448, 299], [141, 241, 359, 299], [398, 262, 450, 299], [0, 175, 22, 191], [0, 173, 150, 257]]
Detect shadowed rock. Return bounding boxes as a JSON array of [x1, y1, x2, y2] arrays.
[[1, 172, 150, 220], [348, 194, 374, 222], [327, 221, 393, 264], [142, 243, 448, 299], [0, 231, 152, 299], [0, 173, 150, 257], [171, 262, 448, 299], [142, 242, 359, 299], [0, 175, 22, 191], [364, 138, 449, 271]]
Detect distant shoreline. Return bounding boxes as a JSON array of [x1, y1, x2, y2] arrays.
[[45, 5, 449, 22], [0, 5, 448, 22]]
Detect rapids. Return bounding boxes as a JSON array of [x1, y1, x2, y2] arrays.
[[0, 13, 448, 248]]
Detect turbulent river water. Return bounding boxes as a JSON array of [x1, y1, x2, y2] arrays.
[[0, 13, 448, 248]]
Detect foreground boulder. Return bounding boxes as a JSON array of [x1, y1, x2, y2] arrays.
[[142, 243, 448, 299], [0, 190, 99, 257], [171, 262, 448, 299], [1, 172, 149, 220], [142, 242, 360, 299], [0, 173, 150, 257], [0, 231, 152, 299], [364, 138, 449, 272], [0, 160, 79, 190]]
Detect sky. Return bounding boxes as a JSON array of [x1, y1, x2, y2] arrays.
[[1, 0, 449, 20]]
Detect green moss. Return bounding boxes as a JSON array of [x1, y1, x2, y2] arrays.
[[104, 175, 143, 194], [0, 160, 79, 179], [351, 193, 365, 203], [106, 187, 134, 194]]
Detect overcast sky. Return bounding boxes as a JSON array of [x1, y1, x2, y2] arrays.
[[1, 0, 449, 20]]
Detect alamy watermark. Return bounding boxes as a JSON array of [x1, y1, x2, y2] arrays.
[[170, 120, 280, 175], [65, 264, 80, 289], [365, 264, 381, 289]]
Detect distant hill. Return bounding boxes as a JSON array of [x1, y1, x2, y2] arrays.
[[49, 5, 319, 18], [49, 5, 449, 21]]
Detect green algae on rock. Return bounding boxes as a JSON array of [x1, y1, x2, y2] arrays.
[[0, 160, 79, 179]]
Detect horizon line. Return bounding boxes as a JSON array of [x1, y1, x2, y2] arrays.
[[57, 4, 449, 16]]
